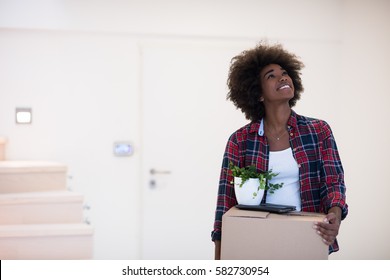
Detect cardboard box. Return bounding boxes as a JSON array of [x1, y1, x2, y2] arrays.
[[221, 206, 328, 260]]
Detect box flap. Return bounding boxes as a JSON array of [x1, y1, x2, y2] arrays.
[[224, 206, 270, 219], [286, 211, 325, 218], [223, 206, 326, 222]]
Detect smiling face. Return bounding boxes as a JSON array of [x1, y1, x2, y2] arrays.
[[259, 64, 295, 103]]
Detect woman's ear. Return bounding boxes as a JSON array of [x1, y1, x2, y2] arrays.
[[259, 96, 264, 102]]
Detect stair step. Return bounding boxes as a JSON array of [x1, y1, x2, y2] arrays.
[[0, 137, 6, 161], [0, 191, 84, 224], [0, 161, 67, 193], [0, 223, 93, 259]]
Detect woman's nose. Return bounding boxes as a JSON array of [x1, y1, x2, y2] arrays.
[[279, 76, 287, 82]]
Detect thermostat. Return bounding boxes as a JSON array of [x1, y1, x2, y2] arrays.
[[113, 142, 134, 156]]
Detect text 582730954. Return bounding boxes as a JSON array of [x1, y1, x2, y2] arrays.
[[215, 266, 269, 276]]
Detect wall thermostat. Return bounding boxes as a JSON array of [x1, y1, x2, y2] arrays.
[[113, 142, 134, 157]]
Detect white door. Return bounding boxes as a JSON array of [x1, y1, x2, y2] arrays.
[[140, 41, 248, 259]]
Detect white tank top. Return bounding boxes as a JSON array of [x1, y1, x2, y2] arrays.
[[266, 147, 301, 211]]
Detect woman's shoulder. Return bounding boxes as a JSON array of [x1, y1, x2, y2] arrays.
[[295, 113, 333, 138], [228, 121, 259, 141], [296, 113, 327, 125]]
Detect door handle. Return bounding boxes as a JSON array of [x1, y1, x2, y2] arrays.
[[150, 169, 171, 175]]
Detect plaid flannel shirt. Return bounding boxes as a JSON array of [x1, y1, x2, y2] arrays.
[[211, 111, 348, 254]]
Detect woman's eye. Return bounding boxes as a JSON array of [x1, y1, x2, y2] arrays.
[[267, 74, 275, 79], [282, 71, 289, 76]]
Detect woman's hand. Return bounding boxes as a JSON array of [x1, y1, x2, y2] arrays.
[[313, 207, 342, 246]]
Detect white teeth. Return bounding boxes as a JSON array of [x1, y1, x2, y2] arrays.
[[279, 85, 290, 90]]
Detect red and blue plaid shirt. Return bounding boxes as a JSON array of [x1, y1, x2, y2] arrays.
[[211, 111, 348, 253]]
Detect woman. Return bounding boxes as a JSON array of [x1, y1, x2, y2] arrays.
[[211, 42, 348, 260]]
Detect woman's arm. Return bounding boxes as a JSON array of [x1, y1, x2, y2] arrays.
[[317, 121, 347, 248], [211, 134, 240, 249], [314, 206, 342, 245]]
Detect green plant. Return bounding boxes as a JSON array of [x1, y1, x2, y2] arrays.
[[229, 161, 284, 194]]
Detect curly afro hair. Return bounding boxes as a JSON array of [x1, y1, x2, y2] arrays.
[[227, 42, 304, 121]]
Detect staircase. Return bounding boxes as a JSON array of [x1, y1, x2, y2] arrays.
[[0, 137, 93, 259]]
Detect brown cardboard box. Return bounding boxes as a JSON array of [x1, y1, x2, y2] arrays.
[[221, 206, 328, 260]]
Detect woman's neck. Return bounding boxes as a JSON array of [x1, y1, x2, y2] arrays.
[[263, 105, 291, 130]]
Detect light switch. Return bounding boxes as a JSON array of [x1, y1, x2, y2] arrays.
[[16, 107, 32, 124]]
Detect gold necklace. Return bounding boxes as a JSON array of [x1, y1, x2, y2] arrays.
[[265, 123, 288, 141], [267, 129, 287, 141]]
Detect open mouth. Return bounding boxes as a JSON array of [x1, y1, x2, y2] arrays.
[[277, 84, 291, 90]]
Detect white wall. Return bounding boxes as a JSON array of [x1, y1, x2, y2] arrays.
[[0, 0, 389, 259], [334, 0, 390, 259], [0, 30, 142, 259]]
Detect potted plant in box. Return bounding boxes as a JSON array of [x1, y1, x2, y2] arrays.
[[229, 162, 284, 205]]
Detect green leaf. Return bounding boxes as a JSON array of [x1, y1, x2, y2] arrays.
[[229, 161, 284, 192]]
